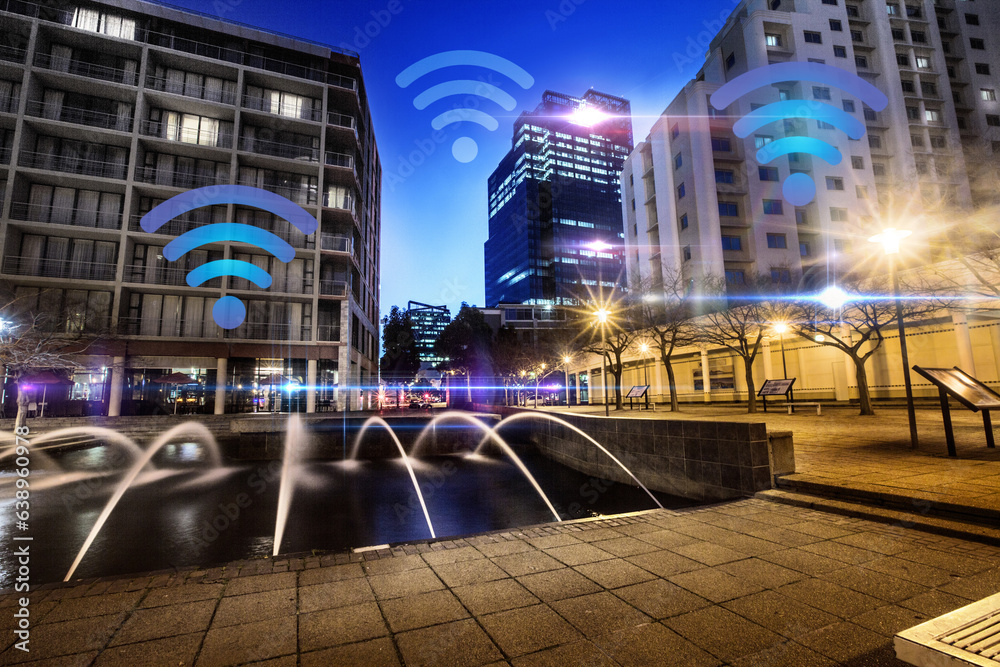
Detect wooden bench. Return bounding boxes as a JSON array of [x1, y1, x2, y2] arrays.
[[786, 402, 821, 415], [895, 591, 1000, 665]]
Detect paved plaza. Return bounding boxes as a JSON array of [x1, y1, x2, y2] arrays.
[[3, 499, 1000, 666]]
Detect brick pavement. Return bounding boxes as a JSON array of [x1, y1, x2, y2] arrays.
[[3, 498, 1000, 666]]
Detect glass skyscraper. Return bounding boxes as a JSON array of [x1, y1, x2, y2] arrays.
[[484, 90, 633, 307]]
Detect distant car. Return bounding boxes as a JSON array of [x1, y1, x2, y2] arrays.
[[408, 399, 430, 409]]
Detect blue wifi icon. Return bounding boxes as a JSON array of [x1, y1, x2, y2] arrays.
[[140, 185, 318, 330], [396, 50, 534, 163], [710, 62, 888, 206]]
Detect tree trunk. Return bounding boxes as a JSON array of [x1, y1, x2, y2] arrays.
[[611, 367, 624, 410], [664, 359, 679, 412], [14, 388, 28, 433], [744, 356, 757, 413], [853, 357, 875, 415]]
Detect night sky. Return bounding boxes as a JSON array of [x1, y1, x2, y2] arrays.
[[161, 0, 743, 316]]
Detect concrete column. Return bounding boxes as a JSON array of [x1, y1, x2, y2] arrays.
[[700, 350, 712, 403], [653, 356, 664, 403], [573, 372, 580, 405], [762, 340, 773, 380], [990, 324, 1000, 380], [107, 356, 125, 417], [306, 359, 317, 413], [952, 310, 976, 375], [732, 351, 746, 401], [213, 357, 227, 415]]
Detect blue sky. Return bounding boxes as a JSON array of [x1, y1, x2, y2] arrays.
[[163, 0, 742, 316]]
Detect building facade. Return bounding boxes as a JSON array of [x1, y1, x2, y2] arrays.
[[406, 300, 449, 367], [0, 0, 381, 415], [623, 0, 1000, 294], [484, 89, 633, 308]]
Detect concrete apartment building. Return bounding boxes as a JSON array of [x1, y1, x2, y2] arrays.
[[622, 0, 1000, 294], [0, 0, 381, 415]]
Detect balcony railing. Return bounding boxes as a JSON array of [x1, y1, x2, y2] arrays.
[[323, 191, 355, 213], [241, 94, 322, 122], [146, 74, 236, 104], [34, 52, 138, 85], [0, 44, 27, 64], [224, 322, 312, 341], [135, 165, 231, 189], [237, 180, 316, 206], [0, 146, 10, 165], [130, 213, 212, 236], [0, 94, 19, 114], [319, 280, 348, 296], [139, 120, 233, 149], [18, 151, 128, 179], [320, 234, 351, 253], [239, 136, 319, 162], [123, 264, 222, 287], [316, 325, 340, 341], [118, 316, 221, 339], [25, 101, 133, 132], [325, 151, 354, 169], [10, 202, 122, 229], [3, 256, 117, 281], [328, 112, 357, 130]]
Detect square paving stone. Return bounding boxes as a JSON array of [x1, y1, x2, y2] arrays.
[[453, 579, 539, 615], [781, 521, 855, 541], [833, 532, 912, 555], [299, 577, 374, 613], [667, 568, 765, 604], [299, 563, 365, 587], [728, 640, 837, 667], [722, 590, 839, 637], [799, 541, 881, 565], [544, 543, 614, 566], [43, 591, 143, 623], [550, 591, 651, 636], [300, 637, 400, 667], [381, 589, 469, 632], [591, 536, 660, 557], [368, 568, 444, 600], [0, 612, 126, 663], [5, 652, 99, 667], [592, 621, 721, 667], [864, 556, 956, 588], [475, 540, 535, 558], [396, 618, 503, 666], [479, 603, 582, 656], [223, 572, 296, 596], [777, 579, 882, 618], [665, 605, 784, 662], [894, 548, 994, 577], [794, 621, 888, 663], [625, 550, 703, 578], [575, 527, 626, 542], [421, 546, 484, 566], [139, 583, 223, 608], [852, 605, 930, 637], [574, 559, 657, 589], [898, 589, 972, 617], [299, 601, 388, 651], [197, 615, 296, 665], [363, 554, 427, 576], [635, 529, 700, 550], [431, 558, 508, 587], [716, 558, 806, 589], [743, 527, 826, 548], [110, 599, 215, 646], [510, 639, 617, 667], [94, 632, 202, 666], [758, 548, 848, 576], [212, 587, 296, 626], [939, 567, 1000, 600], [527, 534, 582, 549], [613, 579, 711, 619], [491, 550, 564, 577], [516, 568, 602, 602], [822, 566, 929, 603]]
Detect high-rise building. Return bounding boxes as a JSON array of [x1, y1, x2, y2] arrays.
[[484, 90, 633, 307], [0, 0, 381, 414], [623, 0, 1000, 294], [406, 301, 449, 366]]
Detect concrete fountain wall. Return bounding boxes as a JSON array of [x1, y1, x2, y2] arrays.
[[478, 408, 787, 503]]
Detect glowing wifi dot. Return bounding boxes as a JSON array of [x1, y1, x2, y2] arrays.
[[452, 137, 478, 163], [782, 173, 816, 207], [213, 296, 247, 329]]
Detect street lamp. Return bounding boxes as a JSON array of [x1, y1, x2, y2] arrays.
[[595, 308, 610, 416], [562, 355, 572, 407], [772, 322, 792, 403], [638, 342, 651, 409], [869, 227, 918, 449]]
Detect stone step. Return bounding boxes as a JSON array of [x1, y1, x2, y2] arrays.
[[774, 475, 1000, 526], [758, 489, 1000, 546]]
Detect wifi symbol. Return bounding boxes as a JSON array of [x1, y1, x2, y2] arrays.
[[710, 62, 888, 206], [396, 50, 534, 163], [140, 185, 318, 330]]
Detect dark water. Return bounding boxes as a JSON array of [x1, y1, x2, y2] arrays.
[[0, 433, 692, 587]]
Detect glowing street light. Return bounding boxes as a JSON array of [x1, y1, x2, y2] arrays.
[[869, 227, 918, 448], [594, 307, 611, 416]]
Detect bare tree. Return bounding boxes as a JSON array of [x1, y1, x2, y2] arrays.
[[578, 301, 641, 411], [636, 270, 698, 411], [698, 274, 779, 414]]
